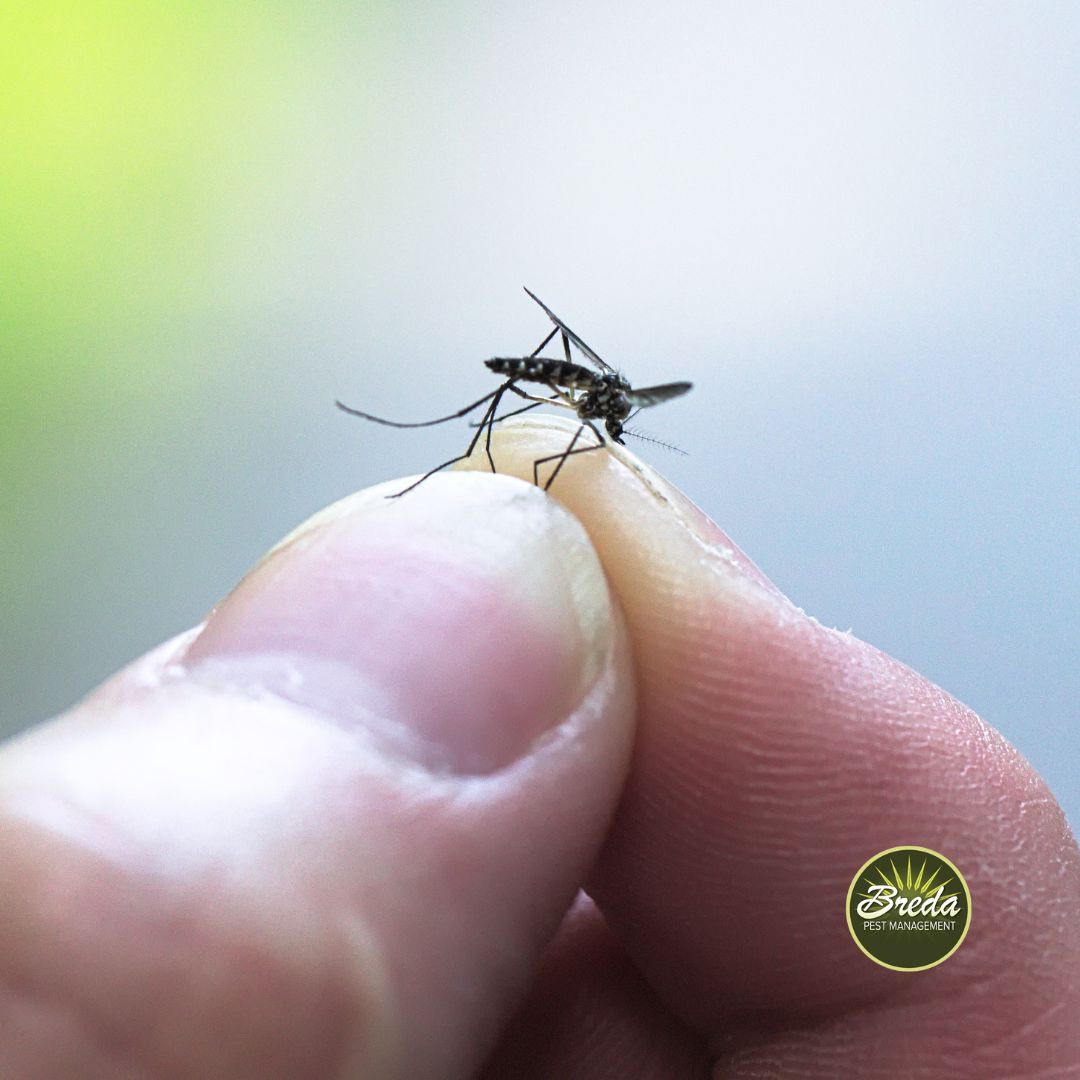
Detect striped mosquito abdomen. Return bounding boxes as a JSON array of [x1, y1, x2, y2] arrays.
[[486, 357, 599, 389]]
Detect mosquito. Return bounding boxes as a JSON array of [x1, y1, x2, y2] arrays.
[[336, 288, 693, 497]]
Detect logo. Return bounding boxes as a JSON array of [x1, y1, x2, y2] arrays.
[[846, 846, 971, 971]]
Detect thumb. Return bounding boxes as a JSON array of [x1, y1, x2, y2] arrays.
[[0, 474, 634, 1079]]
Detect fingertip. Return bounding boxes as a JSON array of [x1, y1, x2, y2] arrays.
[[185, 471, 619, 776], [457, 419, 1080, 1064], [454, 415, 788, 617]]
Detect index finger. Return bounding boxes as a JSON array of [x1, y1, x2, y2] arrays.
[[458, 417, 1080, 1072]]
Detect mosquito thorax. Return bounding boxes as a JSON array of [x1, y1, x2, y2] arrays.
[[576, 372, 632, 441]]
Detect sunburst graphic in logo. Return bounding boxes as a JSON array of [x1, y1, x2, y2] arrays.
[[846, 845, 971, 971], [855, 853, 960, 909]]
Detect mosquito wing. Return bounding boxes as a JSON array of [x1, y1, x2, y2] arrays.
[[523, 287, 617, 375], [625, 381, 693, 408]]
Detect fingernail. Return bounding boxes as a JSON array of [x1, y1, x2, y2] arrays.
[[467, 415, 787, 604], [182, 474, 614, 775]]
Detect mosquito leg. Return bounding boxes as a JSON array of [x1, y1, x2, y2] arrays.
[[477, 384, 570, 425], [469, 391, 564, 428], [479, 378, 571, 468], [580, 418, 606, 442], [540, 441, 607, 491], [339, 323, 555, 430], [483, 401, 502, 471], [479, 399, 547, 425], [462, 379, 514, 474], [530, 326, 558, 357], [503, 384, 580, 422], [561, 331, 572, 364], [386, 454, 471, 498], [533, 422, 583, 488], [481, 383, 510, 473], [337, 386, 500, 428], [449, 377, 521, 474], [532, 423, 606, 491], [387, 381, 510, 497], [472, 378, 562, 470]]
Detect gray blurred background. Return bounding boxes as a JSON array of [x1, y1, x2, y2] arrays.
[[2, 2, 1077, 827]]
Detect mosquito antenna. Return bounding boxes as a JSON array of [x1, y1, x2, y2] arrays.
[[621, 428, 689, 456], [335, 388, 499, 429]]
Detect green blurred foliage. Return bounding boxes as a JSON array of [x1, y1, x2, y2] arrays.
[[0, 2, 380, 460]]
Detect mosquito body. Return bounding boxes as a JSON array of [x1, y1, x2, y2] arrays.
[[484, 357, 634, 442], [337, 288, 692, 497]]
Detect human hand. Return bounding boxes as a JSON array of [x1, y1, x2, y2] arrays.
[[1, 417, 1076, 1078]]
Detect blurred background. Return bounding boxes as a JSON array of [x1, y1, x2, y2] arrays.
[[1, 2, 1076, 827]]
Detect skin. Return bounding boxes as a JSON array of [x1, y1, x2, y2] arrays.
[[0, 415, 1076, 1078]]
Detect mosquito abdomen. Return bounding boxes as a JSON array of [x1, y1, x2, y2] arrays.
[[486, 357, 598, 388]]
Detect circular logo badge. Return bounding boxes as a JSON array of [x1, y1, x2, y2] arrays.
[[846, 846, 971, 971]]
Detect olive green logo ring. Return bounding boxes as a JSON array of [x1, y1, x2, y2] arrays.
[[846, 845, 971, 971]]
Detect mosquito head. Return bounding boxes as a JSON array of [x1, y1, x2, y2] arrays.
[[605, 416, 626, 444]]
